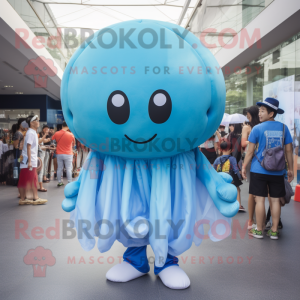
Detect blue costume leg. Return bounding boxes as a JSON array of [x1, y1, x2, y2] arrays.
[[154, 254, 179, 275], [123, 247, 178, 275], [123, 246, 150, 274]]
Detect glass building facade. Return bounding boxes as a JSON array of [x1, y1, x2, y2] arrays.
[[188, 0, 274, 55], [224, 32, 300, 115], [188, 0, 299, 121]]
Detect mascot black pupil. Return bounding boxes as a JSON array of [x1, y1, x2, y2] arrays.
[[148, 89, 172, 124], [107, 90, 130, 125]]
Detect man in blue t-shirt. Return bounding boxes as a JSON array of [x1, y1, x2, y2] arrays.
[[242, 97, 293, 240]]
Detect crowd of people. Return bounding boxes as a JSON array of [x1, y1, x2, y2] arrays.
[[0, 97, 295, 240], [200, 97, 294, 240], [0, 116, 89, 205], [0, 134, 9, 184]]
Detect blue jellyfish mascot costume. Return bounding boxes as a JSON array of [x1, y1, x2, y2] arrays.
[[61, 20, 239, 290]]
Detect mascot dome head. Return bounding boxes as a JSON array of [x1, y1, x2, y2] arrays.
[[61, 19, 225, 159]]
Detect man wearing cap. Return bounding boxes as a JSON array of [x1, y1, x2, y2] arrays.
[[242, 98, 293, 240], [18, 115, 48, 205]]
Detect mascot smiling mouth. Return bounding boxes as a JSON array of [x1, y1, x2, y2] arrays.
[[124, 134, 157, 144]]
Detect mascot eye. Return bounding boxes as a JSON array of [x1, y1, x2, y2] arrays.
[[148, 90, 172, 124], [107, 90, 130, 125]]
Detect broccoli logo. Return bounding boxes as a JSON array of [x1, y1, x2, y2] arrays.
[[24, 56, 57, 88], [23, 246, 56, 277]]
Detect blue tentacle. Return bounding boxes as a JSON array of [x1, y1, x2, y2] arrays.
[[168, 151, 196, 256], [96, 155, 125, 252], [74, 151, 103, 251], [121, 160, 151, 238], [149, 158, 171, 268]]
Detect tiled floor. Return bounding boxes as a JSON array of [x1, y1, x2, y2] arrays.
[[0, 181, 300, 300]]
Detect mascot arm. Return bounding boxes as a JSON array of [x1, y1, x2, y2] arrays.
[[61, 150, 105, 212], [194, 148, 239, 218], [62, 178, 81, 212]]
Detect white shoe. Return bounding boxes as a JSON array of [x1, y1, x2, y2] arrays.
[[247, 223, 256, 230], [19, 199, 32, 205], [158, 266, 190, 289], [32, 198, 48, 205], [106, 261, 147, 282], [265, 221, 272, 230]]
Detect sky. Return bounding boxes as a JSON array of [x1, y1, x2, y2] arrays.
[[44, 0, 199, 31]]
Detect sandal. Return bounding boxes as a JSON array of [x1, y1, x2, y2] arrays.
[[239, 206, 246, 212], [38, 188, 47, 192]]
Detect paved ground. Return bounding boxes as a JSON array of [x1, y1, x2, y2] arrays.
[[0, 180, 300, 300]]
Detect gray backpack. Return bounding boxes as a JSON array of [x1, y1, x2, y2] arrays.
[[280, 178, 294, 205], [255, 123, 286, 172]]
